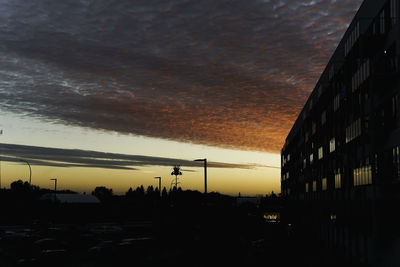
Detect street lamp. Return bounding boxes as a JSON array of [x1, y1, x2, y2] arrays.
[[19, 159, 32, 185], [194, 158, 207, 194], [50, 178, 57, 202], [154, 176, 161, 196]]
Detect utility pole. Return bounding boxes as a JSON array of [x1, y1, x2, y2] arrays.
[[154, 176, 161, 197], [50, 178, 57, 202], [194, 158, 207, 194]]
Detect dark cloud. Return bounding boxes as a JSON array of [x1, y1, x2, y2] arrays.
[[0, 143, 268, 170], [0, 0, 362, 152]]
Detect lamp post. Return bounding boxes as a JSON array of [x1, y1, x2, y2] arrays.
[[50, 178, 57, 202], [154, 176, 161, 197], [19, 159, 32, 185], [194, 158, 207, 194]]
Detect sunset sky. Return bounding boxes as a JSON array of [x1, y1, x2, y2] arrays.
[[0, 0, 363, 195]]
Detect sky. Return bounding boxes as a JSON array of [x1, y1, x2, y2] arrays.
[[0, 0, 363, 195]]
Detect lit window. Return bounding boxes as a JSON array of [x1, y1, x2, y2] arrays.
[[305, 183, 309, 193], [318, 147, 323, 160], [335, 170, 341, 189], [312, 181, 317, 192], [335, 173, 342, 189], [329, 138, 336, 153], [303, 158, 307, 169], [322, 178, 327, 191], [310, 154, 314, 164], [353, 165, 372, 186]]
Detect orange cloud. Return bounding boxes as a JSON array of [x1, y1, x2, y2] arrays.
[[0, 0, 362, 153]]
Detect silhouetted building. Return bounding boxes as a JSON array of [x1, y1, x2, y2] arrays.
[[41, 193, 100, 204], [281, 0, 400, 265]]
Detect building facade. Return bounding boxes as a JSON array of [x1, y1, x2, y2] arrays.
[[281, 0, 400, 265]]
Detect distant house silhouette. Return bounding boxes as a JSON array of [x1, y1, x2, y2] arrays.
[[236, 197, 260, 207], [41, 193, 100, 204]]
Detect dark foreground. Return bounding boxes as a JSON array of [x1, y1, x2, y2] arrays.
[[0, 186, 367, 267], [0, 206, 362, 267]]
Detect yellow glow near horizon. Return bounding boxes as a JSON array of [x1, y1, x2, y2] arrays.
[[1, 162, 280, 196]]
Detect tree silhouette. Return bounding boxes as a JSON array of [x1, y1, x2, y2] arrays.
[[161, 187, 168, 199], [92, 186, 113, 202], [10, 179, 40, 194], [146, 185, 154, 196]]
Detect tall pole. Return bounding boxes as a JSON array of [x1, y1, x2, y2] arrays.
[[204, 159, 207, 194], [20, 159, 31, 185], [195, 158, 207, 194], [154, 176, 161, 196], [50, 178, 57, 202]]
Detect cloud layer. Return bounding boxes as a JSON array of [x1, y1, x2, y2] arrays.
[[0, 0, 362, 152], [0, 143, 268, 170]]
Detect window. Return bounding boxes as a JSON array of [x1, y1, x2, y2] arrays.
[[312, 181, 317, 192], [321, 111, 326, 125], [305, 183, 309, 193], [391, 0, 398, 26], [380, 10, 386, 34], [346, 118, 362, 143], [329, 65, 334, 81], [318, 85, 323, 97], [303, 158, 307, 169], [392, 95, 398, 117], [312, 122, 316, 135], [345, 21, 360, 56], [322, 178, 327, 191], [310, 154, 314, 164], [318, 147, 323, 160], [333, 94, 340, 111], [393, 146, 400, 179], [351, 59, 370, 92], [353, 165, 372, 186], [335, 169, 341, 189], [329, 138, 336, 153]]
